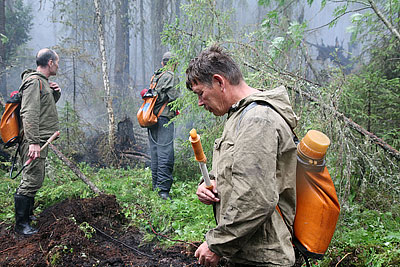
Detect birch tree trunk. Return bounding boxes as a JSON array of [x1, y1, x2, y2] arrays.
[[93, 0, 116, 149]]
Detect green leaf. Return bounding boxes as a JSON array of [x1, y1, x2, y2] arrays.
[[258, 0, 271, 7], [350, 13, 363, 23], [321, 0, 326, 9], [0, 33, 8, 44]]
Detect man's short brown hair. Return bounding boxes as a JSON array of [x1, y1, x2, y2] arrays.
[[186, 45, 243, 90], [36, 48, 58, 67]]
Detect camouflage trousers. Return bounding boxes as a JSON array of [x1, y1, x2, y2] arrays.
[[16, 138, 48, 197]]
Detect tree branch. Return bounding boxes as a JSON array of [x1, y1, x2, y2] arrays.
[[50, 144, 103, 195], [306, 7, 370, 34], [368, 0, 400, 42]]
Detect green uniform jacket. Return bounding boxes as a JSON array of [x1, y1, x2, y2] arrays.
[[153, 69, 179, 119], [206, 86, 298, 266], [19, 69, 61, 145]]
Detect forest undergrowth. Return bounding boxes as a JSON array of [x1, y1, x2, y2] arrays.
[[0, 152, 399, 266]]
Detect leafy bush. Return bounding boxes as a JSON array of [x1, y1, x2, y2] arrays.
[[321, 206, 400, 266]]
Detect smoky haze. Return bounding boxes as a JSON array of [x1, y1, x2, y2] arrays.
[[8, 0, 361, 160]]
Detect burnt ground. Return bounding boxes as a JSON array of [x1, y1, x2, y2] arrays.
[[0, 194, 204, 267]]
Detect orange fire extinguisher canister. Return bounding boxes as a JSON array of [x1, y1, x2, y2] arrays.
[[293, 130, 341, 259]]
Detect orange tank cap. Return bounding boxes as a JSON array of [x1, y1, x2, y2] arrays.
[[190, 128, 198, 140], [298, 130, 330, 159]]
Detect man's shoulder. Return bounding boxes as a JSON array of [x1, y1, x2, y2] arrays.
[[157, 70, 175, 84], [20, 72, 48, 93], [159, 70, 174, 79], [21, 69, 46, 81]]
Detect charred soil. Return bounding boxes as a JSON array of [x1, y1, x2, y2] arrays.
[[0, 194, 202, 266]]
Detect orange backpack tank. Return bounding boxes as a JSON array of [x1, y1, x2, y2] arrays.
[[293, 130, 340, 259], [137, 72, 167, 128], [1, 76, 42, 147], [0, 92, 22, 147]]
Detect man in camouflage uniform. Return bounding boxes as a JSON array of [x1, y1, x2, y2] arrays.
[[186, 45, 298, 266], [14, 48, 61, 236], [148, 51, 179, 200]]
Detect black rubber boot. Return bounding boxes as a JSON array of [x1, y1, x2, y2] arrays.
[[158, 191, 171, 200], [14, 194, 38, 236], [29, 196, 37, 222]]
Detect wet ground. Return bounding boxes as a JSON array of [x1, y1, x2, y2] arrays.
[[0, 194, 203, 266]]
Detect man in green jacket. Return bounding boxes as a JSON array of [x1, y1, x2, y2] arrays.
[[148, 51, 179, 200], [14, 48, 61, 236], [186, 45, 298, 266]]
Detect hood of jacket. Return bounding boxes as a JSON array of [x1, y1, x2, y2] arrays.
[[232, 85, 298, 129], [21, 69, 48, 82]]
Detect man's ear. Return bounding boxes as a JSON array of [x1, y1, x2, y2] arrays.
[[212, 74, 225, 89]]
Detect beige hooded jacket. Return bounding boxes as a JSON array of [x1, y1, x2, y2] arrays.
[[206, 86, 298, 266], [19, 69, 60, 145]]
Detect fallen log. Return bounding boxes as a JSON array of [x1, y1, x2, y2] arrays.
[[122, 150, 151, 160], [293, 88, 400, 161], [49, 144, 103, 195], [121, 153, 149, 162], [243, 61, 399, 160]]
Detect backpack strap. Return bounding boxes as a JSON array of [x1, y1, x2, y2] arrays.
[[19, 75, 43, 94], [150, 71, 166, 90], [156, 101, 168, 118], [236, 102, 258, 134], [236, 101, 298, 142], [150, 71, 169, 117]]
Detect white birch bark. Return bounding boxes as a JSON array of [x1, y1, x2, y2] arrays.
[[93, 0, 116, 149]]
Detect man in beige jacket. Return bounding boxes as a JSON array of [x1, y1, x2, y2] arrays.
[[186, 45, 298, 267], [14, 48, 61, 236]]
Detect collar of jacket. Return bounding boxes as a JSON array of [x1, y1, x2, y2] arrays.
[[228, 97, 247, 117], [21, 69, 48, 82]]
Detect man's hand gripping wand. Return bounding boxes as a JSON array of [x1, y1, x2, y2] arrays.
[[189, 129, 213, 190], [10, 131, 60, 179]]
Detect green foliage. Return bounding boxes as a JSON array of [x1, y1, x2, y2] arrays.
[[258, 0, 287, 7], [331, 4, 348, 27], [58, 102, 87, 159], [49, 244, 74, 265], [1, 155, 399, 265], [340, 70, 400, 149], [4, 0, 33, 62], [321, 206, 400, 266], [347, 0, 400, 44], [0, 175, 18, 222], [0, 33, 8, 44], [78, 221, 96, 239], [97, 166, 215, 243]]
